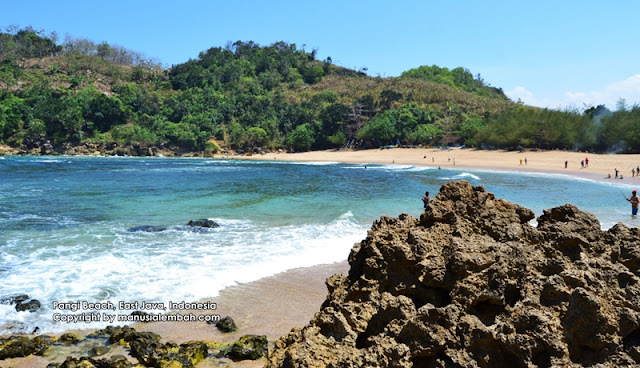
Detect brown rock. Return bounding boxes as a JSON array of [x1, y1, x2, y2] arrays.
[[267, 180, 640, 367]]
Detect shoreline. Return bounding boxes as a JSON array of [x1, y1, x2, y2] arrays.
[[243, 147, 640, 184], [4, 145, 640, 184]]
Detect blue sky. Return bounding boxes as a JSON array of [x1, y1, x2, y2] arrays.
[[2, 1, 639, 110]]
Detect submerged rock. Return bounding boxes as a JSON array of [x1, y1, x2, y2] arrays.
[[1, 294, 41, 312], [187, 219, 219, 228], [15, 299, 41, 312], [267, 180, 640, 367], [0, 294, 29, 305], [127, 225, 167, 232]]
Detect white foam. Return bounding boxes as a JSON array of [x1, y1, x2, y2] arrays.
[[439, 172, 481, 181], [286, 161, 341, 166], [0, 212, 366, 334], [455, 173, 481, 180]]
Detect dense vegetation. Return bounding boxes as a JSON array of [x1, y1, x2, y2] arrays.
[[1, 26, 639, 154]]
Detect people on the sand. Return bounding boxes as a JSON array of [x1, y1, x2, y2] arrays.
[[626, 190, 639, 216], [564, 161, 568, 169], [606, 174, 611, 179], [615, 168, 619, 179], [422, 191, 430, 210], [585, 157, 589, 167]]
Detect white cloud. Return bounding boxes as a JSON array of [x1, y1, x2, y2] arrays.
[[505, 86, 536, 104], [508, 75, 640, 111], [592, 74, 640, 109], [505, 86, 558, 109]]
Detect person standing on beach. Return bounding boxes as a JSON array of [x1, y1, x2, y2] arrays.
[[615, 168, 619, 179], [585, 157, 589, 167], [565, 160, 568, 169], [626, 190, 639, 216], [422, 191, 430, 210]]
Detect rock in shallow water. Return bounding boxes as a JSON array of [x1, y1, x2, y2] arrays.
[[267, 180, 640, 367], [127, 225, 167, 232], [187, 219, 219, 228]]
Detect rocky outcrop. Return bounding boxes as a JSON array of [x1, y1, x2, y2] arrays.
[[267, 180, 640, 367]]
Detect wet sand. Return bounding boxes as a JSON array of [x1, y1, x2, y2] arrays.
[[2, 261, 349, 367]]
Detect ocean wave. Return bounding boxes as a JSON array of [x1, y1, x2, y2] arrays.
[[354, 164, 433, 173], [0, 212, 367, 334], [287, 161, 341, 166], [439, 172, 481, 181], [31, 159, 71, 164]]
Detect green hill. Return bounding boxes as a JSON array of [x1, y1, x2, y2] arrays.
[[2, 27, 638, 154]]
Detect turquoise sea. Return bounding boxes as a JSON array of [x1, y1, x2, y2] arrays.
[[0, 155, 638, 334]]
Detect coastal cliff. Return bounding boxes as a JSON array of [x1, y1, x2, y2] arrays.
[[267, 180, 640, 367]]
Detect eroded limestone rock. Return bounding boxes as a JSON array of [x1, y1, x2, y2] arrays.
[[267, 180, 640, 367]]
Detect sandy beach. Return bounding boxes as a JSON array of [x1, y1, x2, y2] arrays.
[[248, 147, 640, 183], [3, 148, 640, 367]]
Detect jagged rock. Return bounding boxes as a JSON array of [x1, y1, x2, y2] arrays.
[[220, 335, 268, 361], [187, 219, 219, 228], [267, 180, 640, 367], [215, 315, 237, 332]]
